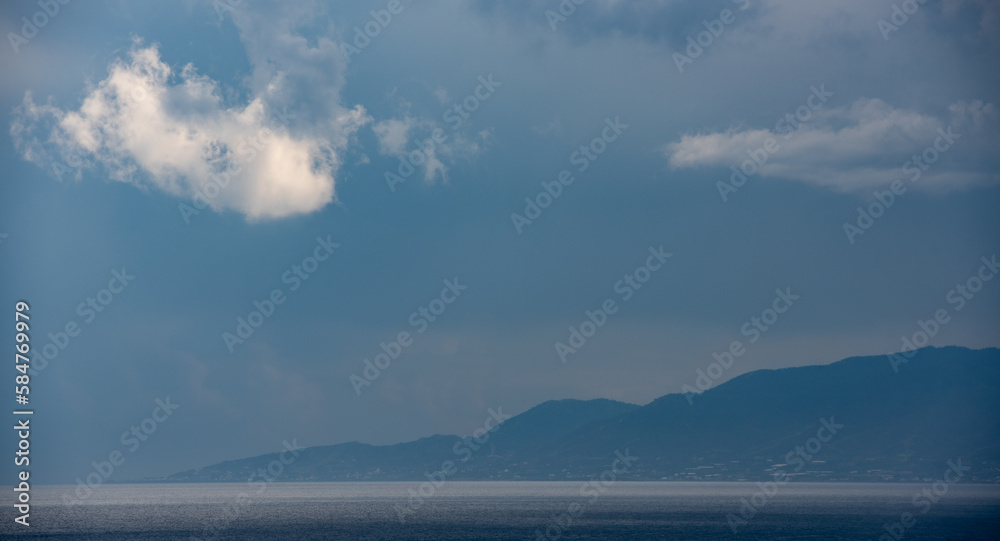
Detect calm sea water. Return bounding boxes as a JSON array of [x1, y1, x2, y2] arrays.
[[2, 482, 998, 540]]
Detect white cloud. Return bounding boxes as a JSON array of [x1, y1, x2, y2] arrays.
[[11, 2, 369, 220], [372, 115, 492, 184], [372, 114, 445, 182], [665, 98, 998, 192], [373, 117, 414, 155]]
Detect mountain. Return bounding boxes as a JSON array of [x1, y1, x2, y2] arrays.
[[158, 346, 1000, 483], [160, 398, 639, 483]]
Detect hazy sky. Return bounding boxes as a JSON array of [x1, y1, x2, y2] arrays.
[[1, 0, 998, 483]]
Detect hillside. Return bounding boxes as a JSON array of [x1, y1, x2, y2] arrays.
[[159, 346, 1000, 483]]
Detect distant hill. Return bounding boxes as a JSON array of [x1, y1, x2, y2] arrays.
[[159, 346, 1000, 483]]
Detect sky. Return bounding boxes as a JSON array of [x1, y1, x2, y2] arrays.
[[1, 0, 998, 484]]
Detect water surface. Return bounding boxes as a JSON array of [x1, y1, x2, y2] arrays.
[[3, 482, 999, 540]]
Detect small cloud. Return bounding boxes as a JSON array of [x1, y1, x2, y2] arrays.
[[372, 116, 492, 184], [373, 117, 414, 155], [664, 98, 998, 192]]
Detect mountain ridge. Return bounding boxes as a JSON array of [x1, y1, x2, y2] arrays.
[[152, 346, 1000, 483]]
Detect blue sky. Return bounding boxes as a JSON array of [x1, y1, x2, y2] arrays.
[[1, 0, 998, 483]]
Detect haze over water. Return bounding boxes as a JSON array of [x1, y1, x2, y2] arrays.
[[3, 482, 999, 540]]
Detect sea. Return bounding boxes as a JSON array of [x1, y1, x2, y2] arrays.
[[2, 482, 998, 540]]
